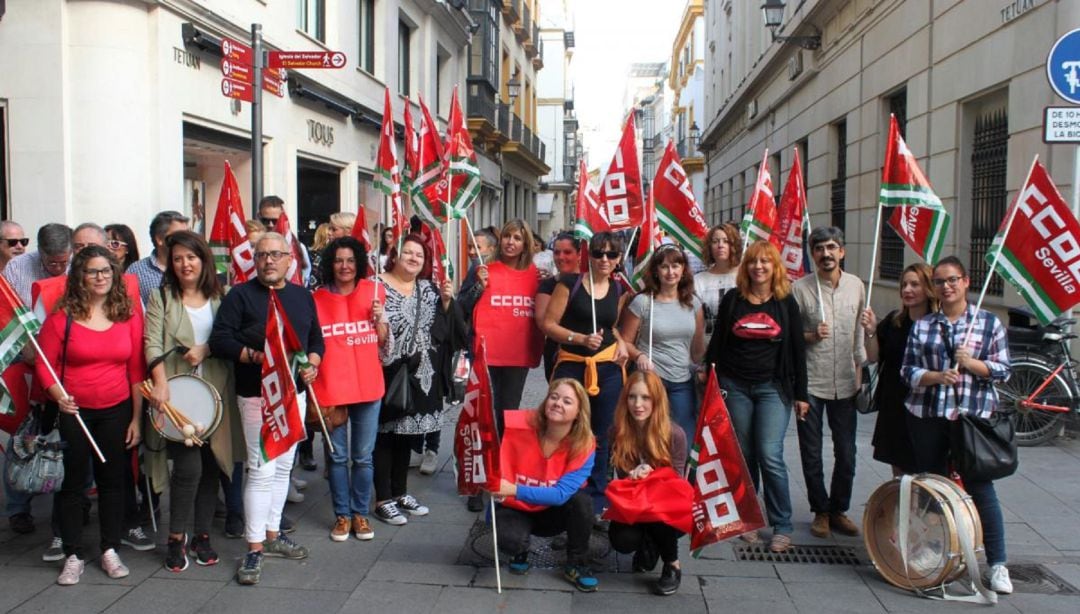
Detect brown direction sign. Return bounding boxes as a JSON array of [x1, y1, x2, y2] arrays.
[[268, 50, 346, 69], [221, 37, 253, 66], [220, 58, 253, 84], [262, 73, 286, 98], [221, 77, 254, 102]]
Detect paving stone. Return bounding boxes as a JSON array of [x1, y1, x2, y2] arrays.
[[202, 585, 348, 613], [8, 583, 131, 614], [570, 584, 707, 613], [683, 557, 778, 578], [784, 580, 888, 613], [437, 585, 573, 614], [0, 565, 58, 611], [253, 537, 383, 591], [342, 579, 442, 613], [364, 560, 476, 586], [1006, 593, 1080, 614], [773, 562, 871, 584], [103, 577, 221, 613], [700, 577, 796, 614]]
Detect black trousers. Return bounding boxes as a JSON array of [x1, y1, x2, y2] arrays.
[[373, 432, 411, 501], [490, 366, 529, 436], [609, 521, 683, 563], [495, 490, 593, 566], [797, 395, 858, 513], [167, 440, 219, 535], [58, 400, 131, 558]]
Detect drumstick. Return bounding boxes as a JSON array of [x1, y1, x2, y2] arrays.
[[138, 381, 205, 446]]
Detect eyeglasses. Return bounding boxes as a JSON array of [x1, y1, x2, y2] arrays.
[[812, 242, 843, 253], [106, 240, 127, 250], [43, 257, 70, 271], [932, 275, 965, 287], [590, 249, 620, 260], [255, 250, 289, 261], [83, 267, 114, 279], [259, 217, 280, 228], [4, 238, 29, 248]]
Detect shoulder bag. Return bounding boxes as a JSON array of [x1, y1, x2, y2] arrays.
[[950, 411, 1018, 482], [380, 286, 423, 424]]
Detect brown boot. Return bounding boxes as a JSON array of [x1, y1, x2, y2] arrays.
[[829, 512, 859, 536], [810, 512, 830, 538]]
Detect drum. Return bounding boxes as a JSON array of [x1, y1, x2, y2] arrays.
[[863, 474, 983, 590], [148, 374, 223, 443]]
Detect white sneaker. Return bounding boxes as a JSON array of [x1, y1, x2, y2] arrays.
[[292, 476, 308, 490], [57, 555, 84, 586], [287, 482, 305, 503], [100, 548, 130, 579], [419, 450, 438, 475], [408, 451, 423, 468], [990, 564, 1013, 594]]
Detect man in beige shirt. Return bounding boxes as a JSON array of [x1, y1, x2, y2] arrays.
[[792, 227, 866, 539]]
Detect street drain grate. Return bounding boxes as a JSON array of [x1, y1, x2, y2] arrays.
[[734, 543, 863, 565], [1000, 564, 1080, 596], [456, 519, 616, 571]]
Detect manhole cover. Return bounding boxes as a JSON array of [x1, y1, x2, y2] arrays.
[[734, 543, 863, 565], [998, 564, 1080, 595], [457, 519, 616, 571]]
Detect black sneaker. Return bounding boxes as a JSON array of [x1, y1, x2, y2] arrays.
[[9, 512, 35, 534], [395, 494, 429, 516], [299, 451, 317, 471], [374, 501, 407, 526], [164, 534, 189, 572], [121, 526, 155, 551], [509, 552, 530, 575], [191, 533, 219, 566], [654, 562, 682, 596], [563, 564, 599, 592], [237, 550, 263, 585], [632, 534, 659, 572], [279, 515, 296, 534], [224, 513, 244, 539], [466, 494, 484, 512]]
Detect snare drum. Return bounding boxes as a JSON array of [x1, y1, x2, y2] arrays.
[[863, 474, 983, 590], [148, 374, 223, 443]]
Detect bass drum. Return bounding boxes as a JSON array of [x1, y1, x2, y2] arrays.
[[148, 374, 223, 443], [863, 474, 983, 590]]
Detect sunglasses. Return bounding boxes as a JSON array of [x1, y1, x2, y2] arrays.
[[259, 217, 280, 228], [590, 249, 620, 260], [106, 240, 127, 250], [5, 238, 29, 248]]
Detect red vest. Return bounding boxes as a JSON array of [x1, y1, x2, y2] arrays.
[[499, 410, 594, 513], [311, 281, 385, 405], [472, 262, 542, 367], [32, 273, 144, 318]]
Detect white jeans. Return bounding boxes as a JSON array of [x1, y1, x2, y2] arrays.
[[239, 393, 306, 544]]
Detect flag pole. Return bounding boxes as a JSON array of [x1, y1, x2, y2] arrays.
[[962, 155, 1039, 350], [622, 226, 639, 267], [587, 245, 598, 333], [26, 335, 106, 463], [304, 383, 334, 455], [461, 214, 487, 275], [743, 149, 769, 255], [865, 202, 883, 309], [648, 293, 654, 365], [489, 495, 503, 593], [804, 206, 826, 317]]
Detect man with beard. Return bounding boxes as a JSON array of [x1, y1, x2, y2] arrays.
[[791, 227, 866, 540]]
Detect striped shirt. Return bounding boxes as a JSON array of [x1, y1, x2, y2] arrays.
[[2, 251, 55, 306], [127, 254, 166, 306], [901, 305, 1010, 419]]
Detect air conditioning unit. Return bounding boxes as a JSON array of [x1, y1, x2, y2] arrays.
[[788, 51, 804, 80], [746, 99, 758, 121]]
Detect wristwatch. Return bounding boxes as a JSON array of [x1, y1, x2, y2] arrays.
[[567, 332, 575, 343]]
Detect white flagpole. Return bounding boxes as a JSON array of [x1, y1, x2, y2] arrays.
[[865, 201, 884, 309], [26, 335, 106, 463], [804, 207, 826, 318], [623, 226, 639, 267], [461, 214, 487, 275], [490, 496, 502, 593], [648, 293, 654, 365], [588, 251, 598, 334], [304, 383, 334, 455], [144, 472, 157, 533], [962, 156, 1039, 350]]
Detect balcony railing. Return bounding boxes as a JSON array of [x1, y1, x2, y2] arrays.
[[510, 113, 523, 142], [677, 137, 700, 159], [466, 87, 496, 125], [522, 124, 533, 152], [496, 102, 510, 135], [522, 4, 532, 41], [502, 0, 520, 21]]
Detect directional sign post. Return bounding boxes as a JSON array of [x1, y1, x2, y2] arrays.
[[269, 50, 347, 70], [1046, 28, 1080, 328]]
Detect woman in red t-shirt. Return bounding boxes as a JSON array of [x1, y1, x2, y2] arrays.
[[36, 245, 144, 586]]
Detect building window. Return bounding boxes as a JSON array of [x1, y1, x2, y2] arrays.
[[831, 120, 847, 233], [880, 89, 908, 281], [969, 107, 1009, 297], [436, 48, 450, 115], [398, 20, 412, 96], [468, 0, 499, 88], [358, 0, 375, 74], [298, 0, 325, 42]]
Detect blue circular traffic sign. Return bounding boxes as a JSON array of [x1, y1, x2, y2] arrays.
[[1048, 28, 1080, 105]]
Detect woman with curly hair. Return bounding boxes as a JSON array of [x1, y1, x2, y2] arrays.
[[618, 244, 705, 440], [36, 245, 144, 585], [607, 371, 689, 596]]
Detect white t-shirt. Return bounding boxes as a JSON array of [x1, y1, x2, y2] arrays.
[[694, 270, 736, 326], [185, 302, 214, 345]]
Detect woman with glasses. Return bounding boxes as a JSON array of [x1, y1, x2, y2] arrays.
[[145, 231, 242, 572], [542, 230, 630, 516], [104, 224, 140, 272], [618, 244, 705, 442], [900, 256, 1013, 594], [694, 224, 741, 344], [704, 240, 808, 553], [36, 245, 144, 585], [536, 232, 582, 381]]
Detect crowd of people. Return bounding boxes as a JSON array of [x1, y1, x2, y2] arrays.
[[0, 204, 1015, 596]]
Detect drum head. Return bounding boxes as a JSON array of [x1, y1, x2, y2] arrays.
[[149, 375, 222, 442]]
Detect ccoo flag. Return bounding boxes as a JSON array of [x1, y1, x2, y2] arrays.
[[376, 88, 407, 240], [985, 159, 1080, 325], [598, 112, 645, 230], [880, 114, 950, 264], [208, 161, 255, 283], [454, 338, 500, 496], [654, 141, 709, 260], [260, 290, 309, 462], [0, 276, 40, 417], [740, 150, 777, 245], [770, 148, 808, 281], [444, 87, 482, 220], [413, 96, 448, 224]]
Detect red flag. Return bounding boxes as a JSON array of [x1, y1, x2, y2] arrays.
[[454, 338, 500, 495], [654, 141, 709, 259], [260, 290, 307, 462], [418, 223, 453, 286], [209, 161, 255, 282], [443, 87, 481, 219], [603, 467, 694, 533], [414, 96, 447, 224], [740, 150, 777, 244], [402, 97, 419, 197], [630, 187, 661, 290], [770, 148, 808, 281], [272, 212, 305, 286], [376, 88, 407, 241], [880, 115, 950, 264], [573, 159, 608, 240], [351, 207, 373, 254], [689, 369, 767, 553], [598, 112, 644, 229]]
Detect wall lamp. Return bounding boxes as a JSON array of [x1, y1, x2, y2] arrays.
[[761, 0, 821, 50]]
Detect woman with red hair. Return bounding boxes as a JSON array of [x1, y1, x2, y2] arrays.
[[704, 240, 808, 552]]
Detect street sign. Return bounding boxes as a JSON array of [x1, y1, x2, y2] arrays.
[[268, 50, 347, 70], [1047, 28, 1080, 105], [265, 67, 287, 81], [262, 73, 286, 98], [220, 58, 253, 84], [1044, 107, 1080, 143], [221, 37, 253, 66], [221, 77, 254, 102]]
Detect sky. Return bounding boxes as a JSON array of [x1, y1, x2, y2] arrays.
[[571, 0, 684, 170]]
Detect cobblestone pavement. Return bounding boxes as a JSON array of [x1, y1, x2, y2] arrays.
[[2, 367, 1080, 612]]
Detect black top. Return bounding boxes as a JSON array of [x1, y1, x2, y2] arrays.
[[209, 280, 325, 398], [558, 274, 619, 357], [874, 310, 913, 418], [715, 298, 784, 383], [706, 291, 808, 404], [537, 276, 558, 296]]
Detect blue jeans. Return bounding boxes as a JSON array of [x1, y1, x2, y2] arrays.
[[719, 376, 794, 535], [328, 400, 380, 517], [662, 377, 697, 446], [553, 360, 624, 514]]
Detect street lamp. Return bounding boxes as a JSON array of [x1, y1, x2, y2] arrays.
[[690, 121, 701, 153], [506, 70, 521, 104], [760, 0, 821, 50]]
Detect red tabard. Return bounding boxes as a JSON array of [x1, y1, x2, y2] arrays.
[[311, 281, 385, 405], [499, 410, 594, 513], [472, 262, 542, 367]]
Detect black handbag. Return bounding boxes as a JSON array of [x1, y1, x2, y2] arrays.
[[380, 287, 422, 424], [950, 412, 1018, 482], [855, 364, 878, 414]]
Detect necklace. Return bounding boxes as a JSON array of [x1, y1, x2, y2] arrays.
[[749, 289, 772, 304]]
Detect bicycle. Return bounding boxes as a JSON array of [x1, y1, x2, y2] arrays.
[[994, 308, 1078, 446]]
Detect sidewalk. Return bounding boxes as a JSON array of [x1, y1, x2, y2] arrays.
[[1, 367, 1079, 612]]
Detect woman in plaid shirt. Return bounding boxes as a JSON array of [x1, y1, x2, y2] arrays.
[[900, 256, 1013, 594]]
